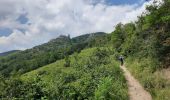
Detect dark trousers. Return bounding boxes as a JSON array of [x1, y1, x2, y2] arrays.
[[120, 59, 124, 66]]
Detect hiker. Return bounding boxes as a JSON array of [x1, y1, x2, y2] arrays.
[[119, 55, 124, 66]]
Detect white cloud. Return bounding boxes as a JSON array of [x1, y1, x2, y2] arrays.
[[0, 0, 156, 53]]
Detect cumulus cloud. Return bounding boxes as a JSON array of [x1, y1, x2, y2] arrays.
[[0, 0, 156, 53]]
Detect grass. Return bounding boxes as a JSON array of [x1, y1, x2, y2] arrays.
[[21, 47, 129, 99], [126, 57, 170, 100]]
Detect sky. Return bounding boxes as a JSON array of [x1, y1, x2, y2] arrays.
[[0, 0, 156, 53]]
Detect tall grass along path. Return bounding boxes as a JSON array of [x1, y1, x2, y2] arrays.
[[120, 65, 152, 100]]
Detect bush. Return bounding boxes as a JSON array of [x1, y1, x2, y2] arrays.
[[0, 75, 49, 99], [64, 55, 71, 67], [95, 77, 113, 100]]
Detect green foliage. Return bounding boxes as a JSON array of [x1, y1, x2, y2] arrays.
[[95, 77, 128, 100], [111, 0, 170, 69], [0, 75, 49, 99], [111, 23, 125, 51], [95, 77, 113, 100], [126, 57, 170, 100], [0, 50, 19, 57], [1, 0, 170, 99], [109, 1, 170, 99], [19, 48, 128, 99], [0, 32, 107, 77], [64, 55, 71, 67]]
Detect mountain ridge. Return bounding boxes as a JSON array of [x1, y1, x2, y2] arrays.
[[0, 32, 107, 76], [0, 50, 20, 57]]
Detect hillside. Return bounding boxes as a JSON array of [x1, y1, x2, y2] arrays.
[[109, 0, 170, 99], [0, 0, 170, 99], [0, 32, 107, 76], [0, 48, 128, 99], [0, 50, 20, 57]]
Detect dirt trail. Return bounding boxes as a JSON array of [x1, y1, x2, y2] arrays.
[[120, 65, 152, 100]]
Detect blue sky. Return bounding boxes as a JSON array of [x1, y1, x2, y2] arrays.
[[17, 14, 29, 24], [104, 0, 144, 5], [0, 14, 28, 37], [0, 0, 152, 53], [0, 28, 12, 37]]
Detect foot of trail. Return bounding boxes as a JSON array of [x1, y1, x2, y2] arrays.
[[120, 65, 152, 100]]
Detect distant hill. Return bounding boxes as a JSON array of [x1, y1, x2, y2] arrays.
[[0, 50, 20, 57], [71, 32, 106, 43], [0, 32, 108, 76]]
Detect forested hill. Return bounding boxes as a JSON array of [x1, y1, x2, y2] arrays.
[[0, 50, 20, 57], [0, 32, 107, 76]]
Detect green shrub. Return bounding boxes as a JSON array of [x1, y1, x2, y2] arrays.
[[0, 75, 49, 99]]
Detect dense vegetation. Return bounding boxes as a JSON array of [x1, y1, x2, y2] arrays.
[[0, 48, 128, 99], [0, 32, 108, 77], [0, 50, 20, 57], [112, 0, 170, 69], [0, 0, 170, 99], [110, 0, 170, 99]]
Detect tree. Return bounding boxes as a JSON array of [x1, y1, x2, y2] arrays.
[[111, 23, 126, 52], [64, 55, 71, 67]]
